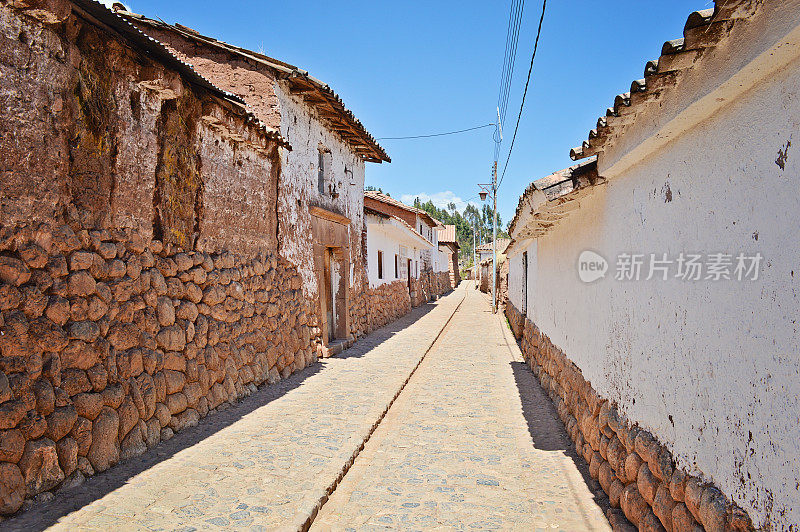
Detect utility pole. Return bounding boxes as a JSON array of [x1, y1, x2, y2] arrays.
[[491, 161, 498, 314], [478, 109, 501, 313], [478, 164, 499, 313], [472, 222, 476, 276]]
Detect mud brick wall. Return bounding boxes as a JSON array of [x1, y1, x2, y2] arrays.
[[0, 217, 312, 515], [505, 302, 754, 532], [0, 1, 279, 252]]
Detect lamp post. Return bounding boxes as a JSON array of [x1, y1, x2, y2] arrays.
[[478, 162, 498, 314]]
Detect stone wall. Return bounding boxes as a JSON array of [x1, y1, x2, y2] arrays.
[[0, 2, 312, 516], [504, 300, 524, 339], [0, 215, 312, 515], [505, 302, 754, 532], [410, 271, 450, 307], [126, 14, 370, 354], [364, 280, 411, 333]]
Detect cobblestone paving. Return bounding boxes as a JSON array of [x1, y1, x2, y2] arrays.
[[312, 284, 611, 531], [3, 288, 465, 532]]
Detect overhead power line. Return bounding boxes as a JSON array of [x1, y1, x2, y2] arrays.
[[497, 0, 525, 127], [494, 0, 525, 156], [498, 0, 546, 189], [377, 123, 496, 140]]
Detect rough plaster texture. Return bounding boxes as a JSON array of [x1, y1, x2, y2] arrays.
[[0, 1, 278, 252], [508, 55, 800, 528], [506, 301, 753, 531], [276, 82, 366, 298], [127, 22, 372, 345]]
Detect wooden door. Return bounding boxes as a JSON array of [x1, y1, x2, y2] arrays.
[[407, 258, 412, 293], [323, 248, 334, 341], [522, 251, 528, 314]]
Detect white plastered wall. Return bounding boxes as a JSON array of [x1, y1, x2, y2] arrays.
[[518, 57, 800, 528], [365, 215, 424, 288], [275, 81, 367, 297]]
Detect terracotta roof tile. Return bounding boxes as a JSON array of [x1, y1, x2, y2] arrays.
[[570, 0, 752, 163], [364, 191, 441, 228], [118, 10, 386, 162], [437, 225, 457, 243]]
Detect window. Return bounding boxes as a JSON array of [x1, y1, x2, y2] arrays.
[[394, 254, 399, 278], [317, 148, 326, 195], [377, 250, 384, 279]]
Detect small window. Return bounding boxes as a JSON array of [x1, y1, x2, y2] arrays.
[[394, 254, 398, 278], [317, 149, 326, 195], [378, 250, 384, 279]]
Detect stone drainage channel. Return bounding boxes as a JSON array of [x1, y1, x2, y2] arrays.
[[298, 284, 467, 531]]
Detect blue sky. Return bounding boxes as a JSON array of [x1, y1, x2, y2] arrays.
[[110, 0, 711, 225]]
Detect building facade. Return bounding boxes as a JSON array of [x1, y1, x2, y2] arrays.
[[122, 10, 391, 354], [0, 0, 390, 514], [364, 193, 450, 307], [505, 1, 799, 529], [436, 225, 461, 289]]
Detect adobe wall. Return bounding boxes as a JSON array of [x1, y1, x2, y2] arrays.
[[127, 19, 371, 349], [275, 82, 369, 347], [511, 56, 800, 529], [0, 2, 310, 516]]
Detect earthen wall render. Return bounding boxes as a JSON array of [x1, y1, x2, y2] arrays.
[[122, 20, 372, 346], [505, 56, 800, 529], [0, 3, 312, 515]]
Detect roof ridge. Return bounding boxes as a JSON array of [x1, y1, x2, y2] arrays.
[[73, 0, 290, 149], [118, 9, 388, 162], [569, 0, 754, 163]]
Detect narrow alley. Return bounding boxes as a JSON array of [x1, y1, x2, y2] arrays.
[[3, 283, 609, 531]]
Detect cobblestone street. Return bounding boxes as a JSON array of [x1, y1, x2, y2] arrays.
[[3, 283, 609, 531]]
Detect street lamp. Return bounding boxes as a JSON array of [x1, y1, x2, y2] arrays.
[[478, 164, 498, 314]]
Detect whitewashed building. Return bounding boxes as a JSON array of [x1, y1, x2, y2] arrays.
[[505, 2, 800, 530], [364, 192, 450, 306], [364, 208, 431, 288]]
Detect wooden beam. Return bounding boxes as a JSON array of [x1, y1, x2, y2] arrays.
[[309, 205, 350, 226]]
